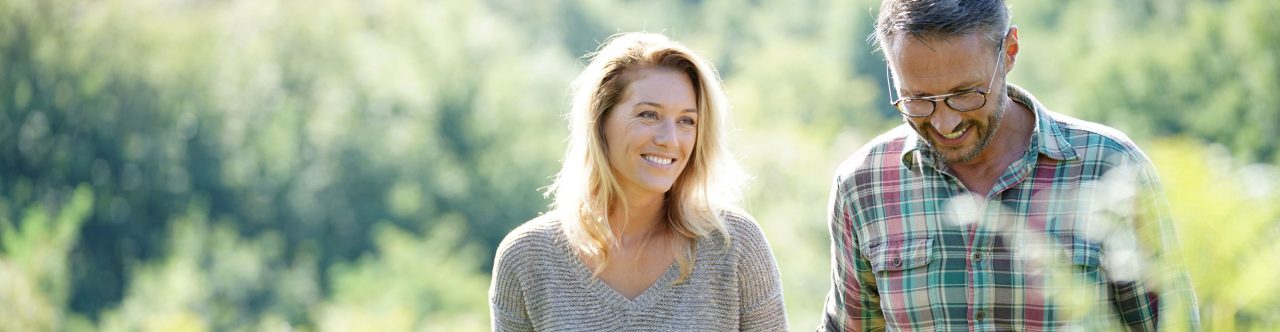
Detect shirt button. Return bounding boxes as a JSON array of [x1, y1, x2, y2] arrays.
[[892, 257, 902, 267], [975, 310, 986, 321], [972, 252, 983, 262]]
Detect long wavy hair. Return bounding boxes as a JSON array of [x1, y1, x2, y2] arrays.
[[546, 32, 746, 282]]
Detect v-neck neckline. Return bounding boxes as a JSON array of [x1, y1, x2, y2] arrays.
[[559, 233, 684, 310]]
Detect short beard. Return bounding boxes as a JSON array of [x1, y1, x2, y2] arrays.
[[914, 96, 1007, 164]]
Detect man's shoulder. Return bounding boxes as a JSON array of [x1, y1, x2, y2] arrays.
[[1047, 111, 1150, 162], [834, 124, 915, 180]]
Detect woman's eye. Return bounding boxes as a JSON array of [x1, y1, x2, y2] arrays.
[[639, 111, 659, 119], [678, 117, 696, 126]]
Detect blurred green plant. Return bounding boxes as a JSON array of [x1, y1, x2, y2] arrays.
[[1011, 0, 1280, 165], [0, 185, 93, 331], [1, 0, 568, 324], [1149, 138, 1280, 331], [316, 216, 489, 331], [95, 198, 312, 332]]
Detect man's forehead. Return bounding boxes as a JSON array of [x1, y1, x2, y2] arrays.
[[885, 33, 992, 62], [885, 33, 996, 95]]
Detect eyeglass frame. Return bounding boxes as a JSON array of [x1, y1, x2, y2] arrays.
[[885, 37, 1007, 118]]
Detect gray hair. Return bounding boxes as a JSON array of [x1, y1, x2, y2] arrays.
[[871, 0, 1012, 52]]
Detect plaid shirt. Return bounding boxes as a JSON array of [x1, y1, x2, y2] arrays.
[[820, 85, 1198, 331]]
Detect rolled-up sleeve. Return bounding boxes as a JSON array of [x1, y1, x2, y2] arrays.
[[819, 174, 884, 332]]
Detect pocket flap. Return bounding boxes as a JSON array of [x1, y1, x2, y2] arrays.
[[1055, 235, 1102, 268], [865, 237, 934, 273]]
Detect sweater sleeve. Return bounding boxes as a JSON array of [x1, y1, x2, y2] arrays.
[[729, 213, 789, 331], [489, 230, 533, 332]]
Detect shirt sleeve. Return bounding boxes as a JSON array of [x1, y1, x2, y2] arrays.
[[819, 174, 886, 332], [489, 234, 533, 332], [1108, 151, 1200, 331], [731, 214, 789, 332]]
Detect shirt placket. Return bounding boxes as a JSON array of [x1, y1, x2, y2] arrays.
[[966, 202, 1001, 331], [934, 168, 992, 331], [976, 143, 1041, 331]]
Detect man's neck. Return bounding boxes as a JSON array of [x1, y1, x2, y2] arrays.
[[948, 98, 1035, 196]]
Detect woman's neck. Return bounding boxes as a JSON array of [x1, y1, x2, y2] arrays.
[[609, 193, 667, 247]]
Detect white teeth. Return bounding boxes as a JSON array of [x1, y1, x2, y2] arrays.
[[942, 126, 966, 139], [643, 155, 674, 165]]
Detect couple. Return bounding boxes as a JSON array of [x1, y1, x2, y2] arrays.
[[490, 1, 1198, 331]]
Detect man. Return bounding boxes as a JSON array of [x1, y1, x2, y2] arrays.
[[820, 0, 1199, 331]]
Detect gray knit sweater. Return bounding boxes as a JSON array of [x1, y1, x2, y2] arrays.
[[488, 212, 788, 331]]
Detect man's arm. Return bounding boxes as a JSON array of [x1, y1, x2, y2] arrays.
[[818, 174, 885, 331], [1109, 152, 1200, 331]]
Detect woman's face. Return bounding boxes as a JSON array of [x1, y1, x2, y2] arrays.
[[602, 67, 699, 200]]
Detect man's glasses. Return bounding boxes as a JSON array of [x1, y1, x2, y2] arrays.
[[886, 41, 1005, 118]]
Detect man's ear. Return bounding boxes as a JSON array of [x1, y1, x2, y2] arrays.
[[1004, 26, 1020, 73]]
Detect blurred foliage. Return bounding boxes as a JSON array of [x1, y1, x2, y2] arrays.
[[1012, 0, 1280, 165], [0, 0, 1275, 331], [0, 185, 93, 331], [315, 216, 488, 331], [1149, 139, 1280, 331]]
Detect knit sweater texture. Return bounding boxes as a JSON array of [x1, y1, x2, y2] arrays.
[[489, 212, 788, 331]]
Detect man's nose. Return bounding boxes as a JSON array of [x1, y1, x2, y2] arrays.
[[930, 104, 964, 135]]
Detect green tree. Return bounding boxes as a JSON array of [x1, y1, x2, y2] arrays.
[[0, 185, 93, 331]]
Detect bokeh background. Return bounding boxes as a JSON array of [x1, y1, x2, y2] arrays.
[[1, 0, 1278, 331]]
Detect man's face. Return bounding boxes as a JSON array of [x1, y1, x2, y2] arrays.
[[887, 33, 1009, 165]]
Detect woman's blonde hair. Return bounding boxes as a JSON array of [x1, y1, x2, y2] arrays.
[[547, 32, 746, 281]]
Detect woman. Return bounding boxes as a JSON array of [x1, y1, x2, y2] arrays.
[[488, 32, 787, 331]]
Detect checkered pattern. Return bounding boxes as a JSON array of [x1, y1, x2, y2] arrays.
[[819, 85, 1196, 331]]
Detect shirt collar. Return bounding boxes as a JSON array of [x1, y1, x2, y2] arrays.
[[901, 84, 1078, 170]]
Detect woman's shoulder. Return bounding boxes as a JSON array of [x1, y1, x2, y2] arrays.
[[706, 209, 780, 279], [715, 209, 770, 252], [494, 213, 564, 262]]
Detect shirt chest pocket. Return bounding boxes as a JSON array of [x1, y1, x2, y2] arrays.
[[1062, 237, 1105, 281], [864, 237, 935, 273]]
